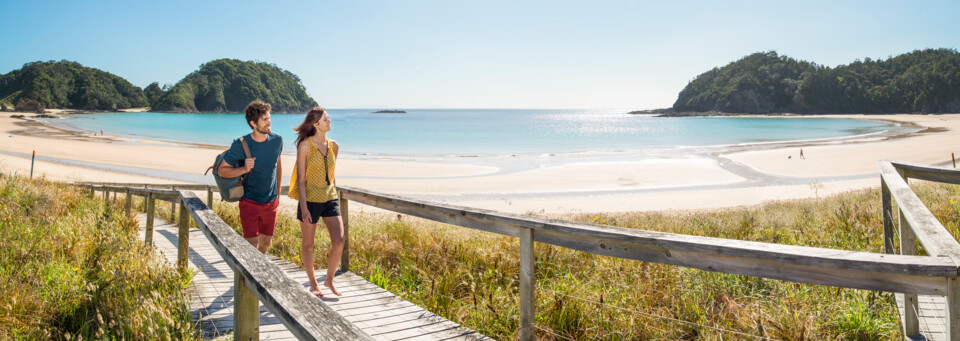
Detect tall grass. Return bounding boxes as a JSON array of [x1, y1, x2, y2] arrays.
[[0, 173, 197, 340], [202, 182, 960, 340]]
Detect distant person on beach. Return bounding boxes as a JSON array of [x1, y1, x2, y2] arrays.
[[289, 107, 344, 297], [800, 148, 805, 159], [217, 100, 283, 254]]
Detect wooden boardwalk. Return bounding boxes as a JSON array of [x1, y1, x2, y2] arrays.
[[897, 293, 948, 341], [136, 213, 490, 340]]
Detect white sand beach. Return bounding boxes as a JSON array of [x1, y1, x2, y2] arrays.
[[1, 111, 957, 214]]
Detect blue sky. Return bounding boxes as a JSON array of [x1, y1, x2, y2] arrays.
[[1, 0, 958, 109]]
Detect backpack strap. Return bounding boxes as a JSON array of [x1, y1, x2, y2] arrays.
[[240, 137, 252, 158]]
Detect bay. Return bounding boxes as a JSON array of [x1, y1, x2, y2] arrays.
[[49, 109, 898, 157]]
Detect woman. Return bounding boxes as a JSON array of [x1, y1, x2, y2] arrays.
[[289, 107, 343, 297]]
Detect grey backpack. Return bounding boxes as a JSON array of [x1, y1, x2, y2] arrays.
[[205, 137, 251, 202]]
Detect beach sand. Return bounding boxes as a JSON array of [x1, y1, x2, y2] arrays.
[[1, 111, 957, 214]]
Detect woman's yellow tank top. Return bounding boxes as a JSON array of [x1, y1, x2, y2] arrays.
[[288, 138, 338, 202]]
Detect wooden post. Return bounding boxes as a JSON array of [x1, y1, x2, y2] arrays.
[[207, 187, 213, 208], [171, 187, 178, 224], [142, 186, 149, 213], [946, 277, 960, 341], [124, 188, 132, 216], [103, 189, 108, 204], [339, 193, 350, 272], [29, 150, 35, 178], [519, 227, 535, 341], [234, 270, 260, 341], [145, 193, 155, 246], [899, 208, 919, 337], [881, 179, 894, 254], [177, 196, 190, 272], [953, 153, 956, 168]]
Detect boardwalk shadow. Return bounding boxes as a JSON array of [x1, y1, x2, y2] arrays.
[[157, 228, 228, 279]]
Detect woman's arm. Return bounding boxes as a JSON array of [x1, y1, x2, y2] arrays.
[[331, 140, 339, 187], [296, 142, 312, 222]]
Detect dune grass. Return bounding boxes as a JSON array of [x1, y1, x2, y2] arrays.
[[196, 181, 960, 340], [0, 173, 197, 340]]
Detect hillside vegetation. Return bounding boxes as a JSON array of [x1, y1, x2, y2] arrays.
[[0, 61, 149, 111], [151, 59, 318, 113], [673, 48, 960, 114]]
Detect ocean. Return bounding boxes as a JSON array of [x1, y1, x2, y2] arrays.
[[46, 109, 900, 157]]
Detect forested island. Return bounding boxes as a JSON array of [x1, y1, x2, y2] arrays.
[[0, 61, 149, 112], [151, 59, 317, 113], [0, 59, 317, 113], [669, 48, 960, 115]]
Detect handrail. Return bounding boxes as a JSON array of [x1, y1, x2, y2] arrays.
[[180, 191, 371, 340], [80, 184, 373, 340], [879, 160, 960, 340], [891, 161, 960, 186], [880, 162, 960, 263], [338, 186, 956, 294], [82, 160, 960, 341]]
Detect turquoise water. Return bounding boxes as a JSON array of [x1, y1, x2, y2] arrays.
[[51, 109, 897, 156]]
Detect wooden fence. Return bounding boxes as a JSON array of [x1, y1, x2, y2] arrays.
[[81, 184, 372, 341], [880, 161, 960, 339], [81, 160, 960, 340]]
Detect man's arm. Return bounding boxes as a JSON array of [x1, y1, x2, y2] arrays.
[[218, 158, 254, 178], [276, 158, 282, 197]]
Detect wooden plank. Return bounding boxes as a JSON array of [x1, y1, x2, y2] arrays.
[[882, 178, 894, 255], [881, 162, 960, 266], [948, 277, 960, 341], [894, 161, 960, 186], [340, 186, 958, 295], [902, 207, 920, 337], [180, 191, 374, 340], [234, 271, 261, 340], [519, 227, 534, 341], [340, 192, 351, 271], [539, 228, 952, 295], [897, 293, 947, 341]]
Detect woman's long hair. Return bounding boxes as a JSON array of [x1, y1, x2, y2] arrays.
[[294, 107, 327, 147]]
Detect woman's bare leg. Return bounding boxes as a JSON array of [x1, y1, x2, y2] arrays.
[[300, 220, 322, 296], [322, 215, 345, 296]]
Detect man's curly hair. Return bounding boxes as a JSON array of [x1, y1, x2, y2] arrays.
[[245, 100, 272, 129]]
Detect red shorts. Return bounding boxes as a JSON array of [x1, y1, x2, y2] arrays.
[[239, 198, 279, 238]]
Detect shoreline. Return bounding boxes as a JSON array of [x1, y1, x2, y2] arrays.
[[2, 110, 958, 214], [28, 109, 917, 159]]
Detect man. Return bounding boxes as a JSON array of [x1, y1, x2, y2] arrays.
[[218, 100, 283, 254]]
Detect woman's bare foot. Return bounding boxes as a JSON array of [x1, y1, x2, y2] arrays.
[[323, 281, 342, 296], [308, 284, 324, 297]]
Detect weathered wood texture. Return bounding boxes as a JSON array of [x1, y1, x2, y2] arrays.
[[880, 161, 960, 341], [893, 161, 960, 186], [179, 191, 372, 340], [338, 186, 957, 295], [138, 213, 487, 340], [880, 162, 960, 265], [897, 293, 947, 341]]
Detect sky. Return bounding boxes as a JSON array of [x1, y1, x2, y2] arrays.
[[1, 0, 958, 109]]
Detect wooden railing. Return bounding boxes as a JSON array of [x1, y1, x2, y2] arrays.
[[80, 183, 372, 341], [338, 179, 960, 340], [880, 161, 960, 339], [81, 160, 960, 340]]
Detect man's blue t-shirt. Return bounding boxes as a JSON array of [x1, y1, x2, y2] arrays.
[[223, 133, 283, 204]]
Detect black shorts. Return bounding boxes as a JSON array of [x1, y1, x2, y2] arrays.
[[297, 199, 341, 223]]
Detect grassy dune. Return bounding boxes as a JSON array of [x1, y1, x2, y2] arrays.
[[176, 182, 960, 340], [0, 173, 197, 340]]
